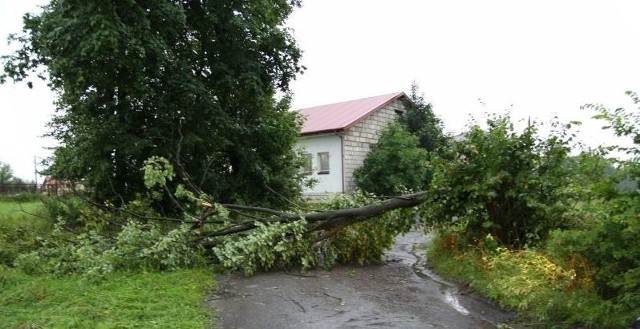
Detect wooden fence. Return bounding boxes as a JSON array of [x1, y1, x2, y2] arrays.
[[0, 183, 71, 196]]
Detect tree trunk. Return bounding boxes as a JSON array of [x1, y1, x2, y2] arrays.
[[199, 191, 429, 248]]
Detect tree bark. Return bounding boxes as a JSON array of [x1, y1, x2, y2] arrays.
[[199, 191, 429, 247]]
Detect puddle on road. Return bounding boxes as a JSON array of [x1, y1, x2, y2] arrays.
[[394, 231, 471, 317]]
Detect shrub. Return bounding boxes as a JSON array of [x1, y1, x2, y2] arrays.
[[354, 122, 430, 196], [424, 115, 573, 248], [428, 231, 630, 328], [546, 196, 640, 321]]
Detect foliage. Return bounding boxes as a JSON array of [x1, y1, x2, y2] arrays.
[[355, 83, 446, 196], [582, 91, 640, 158], [0, 199, 47, 267], [0, 266, 214, 328], [0, 196, 214, 327], [0, 161, 13, 184], [212, 191, 418, 274], [7, 172, 206, 280], [0, 161, 29, 185], [424, 115, 573, 248], [318, 192, 416, 267], [214, 219, 315, 276], [13, 218, 206, 281], [400, 82, 446, 153], [354, 123, 429, 196], [546, 198, 640, 310], [542, 92, 640, 322], [2, 0, 306, 210], [562, 151, 620, 203], [427, 231, 630, 328]]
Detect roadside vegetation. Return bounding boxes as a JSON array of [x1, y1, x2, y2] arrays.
[[355, 89, 640, 327], [417, 94, 640, 328], [0, 196, 215, 328]]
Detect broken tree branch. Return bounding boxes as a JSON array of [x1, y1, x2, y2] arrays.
[[199, 191, 429, 241]]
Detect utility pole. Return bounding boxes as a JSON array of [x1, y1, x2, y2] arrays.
[[34, 156, 38, 192]]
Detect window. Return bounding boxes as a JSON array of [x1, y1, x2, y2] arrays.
[[317, 152, 330, 174], [302, 153, 312, 174]]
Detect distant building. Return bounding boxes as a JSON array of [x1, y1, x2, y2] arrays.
[[41, 176, 74, 196], [296, 92, 409, 198]]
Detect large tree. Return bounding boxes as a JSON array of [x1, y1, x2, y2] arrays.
[[2, 0, 305, 209], [400, 82, 446, 153]]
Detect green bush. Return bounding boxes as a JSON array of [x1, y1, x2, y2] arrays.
[[354, 123, 430, 196], [424, 115, 573, 248], [546, 196, 640, 318], [40, 196, 90, 229]]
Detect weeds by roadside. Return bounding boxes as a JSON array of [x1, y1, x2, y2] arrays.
[[426, 232, 630, 328]]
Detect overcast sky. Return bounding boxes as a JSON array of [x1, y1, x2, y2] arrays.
[[1, 0, 640, 180]]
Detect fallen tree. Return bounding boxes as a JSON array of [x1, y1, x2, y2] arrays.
[[203, 190, 428, 275], [15, 157, 429, 278], [198, 191, 429, 248]]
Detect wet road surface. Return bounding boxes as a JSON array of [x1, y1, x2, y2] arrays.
[[208, 231, 517, 328]]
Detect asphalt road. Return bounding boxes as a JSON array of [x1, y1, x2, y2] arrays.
[[209, 231, 517, 328]]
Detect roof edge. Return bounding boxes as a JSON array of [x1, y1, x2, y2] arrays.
[[340, 91, 408, 131], [300, 128, 344, 137]]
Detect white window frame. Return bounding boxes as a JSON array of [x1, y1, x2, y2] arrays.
[[317, 152, 330, 174]]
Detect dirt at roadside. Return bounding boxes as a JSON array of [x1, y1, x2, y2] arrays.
[[208, 231, 518, 329]]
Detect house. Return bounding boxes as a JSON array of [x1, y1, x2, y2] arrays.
[[41, 176, 75, 196], [296, 92, 409, 198]]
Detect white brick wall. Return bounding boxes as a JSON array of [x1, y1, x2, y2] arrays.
[[342, 99, 405, 192]]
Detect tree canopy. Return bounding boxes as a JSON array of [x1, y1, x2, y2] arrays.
[[354, 122, 429, 196], [399, 82, 446, 153], [355, 84, 445, 196], [2, 0, 306, 209], [0, 162, 14, 184]]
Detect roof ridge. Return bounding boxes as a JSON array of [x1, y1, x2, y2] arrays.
[[298, 91, 404, 111]]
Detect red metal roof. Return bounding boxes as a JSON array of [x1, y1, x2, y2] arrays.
[[298, 92, 406, 136]]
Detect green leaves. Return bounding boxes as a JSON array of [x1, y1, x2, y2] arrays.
[[425, 115, 573, 248], [3, 0, 305, 210], [355, 122, 429, 196], [143, 156, 175, 190], [355, 83, 446, 196], [213, 219, 315, 276]]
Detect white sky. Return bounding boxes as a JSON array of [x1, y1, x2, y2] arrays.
[[1, 0, 640, 180]]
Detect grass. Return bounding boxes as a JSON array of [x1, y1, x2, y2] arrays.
[[0, 196, 217, 329], [0, 268, 215, 328], [0, 197, 45, 228]]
